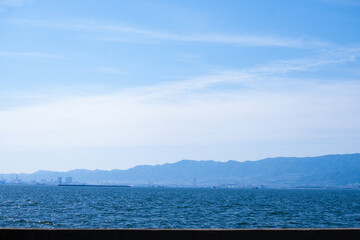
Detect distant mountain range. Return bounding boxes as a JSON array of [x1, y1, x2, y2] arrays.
[[2, 153, 360, 188]]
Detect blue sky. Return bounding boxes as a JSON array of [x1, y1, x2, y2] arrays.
[[1, 0, 360, 173]]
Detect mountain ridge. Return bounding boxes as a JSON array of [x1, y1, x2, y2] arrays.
[[2, 153, 360, 187]]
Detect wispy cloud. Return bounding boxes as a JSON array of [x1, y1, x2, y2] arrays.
[[247, 47, 360, 76], [95, 67, 126, 75], [319, 0, 360, 6], [0, 45, 359, 171], [16, 19, 329, 48], [0, 0, 33, 11], [0, 0, 32, 6], [0, 50, 65, 59], [0, 76, 359, 151], [137, 46, 360, 96]]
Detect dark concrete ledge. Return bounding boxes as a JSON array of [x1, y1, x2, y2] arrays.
[[1, 228, 360, 240]]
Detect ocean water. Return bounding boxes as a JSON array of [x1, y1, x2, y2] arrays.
[[0, 185, 359, 229]]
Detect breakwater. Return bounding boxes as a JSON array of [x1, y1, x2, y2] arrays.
[[0, 228, 360, 240], [58, 184, 131, 187]]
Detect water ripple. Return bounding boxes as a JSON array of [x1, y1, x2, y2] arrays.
[[0, 186, 360, 228]]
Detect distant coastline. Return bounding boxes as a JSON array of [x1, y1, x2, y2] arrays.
[[1, 153, 360, 189]]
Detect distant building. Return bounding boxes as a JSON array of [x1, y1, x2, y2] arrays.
[[58, 177, 62, 185], [65, 177, 72, 184], [13, 175, 21, 184], [0, 175, 5, 184]]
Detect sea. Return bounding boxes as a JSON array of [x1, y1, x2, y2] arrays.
[[0, 185, 359, 229]]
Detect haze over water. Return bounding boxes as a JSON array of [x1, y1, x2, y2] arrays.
[[1, 186, 359, 229]]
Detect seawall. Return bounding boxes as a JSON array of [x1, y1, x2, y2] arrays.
[[1, 228, 360, 240]]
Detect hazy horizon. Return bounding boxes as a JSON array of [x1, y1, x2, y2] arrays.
[[1, 152, 359, 175], [1, 0, 360, 173]]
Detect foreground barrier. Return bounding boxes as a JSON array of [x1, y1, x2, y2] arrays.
[[1, 228, 360, 240]]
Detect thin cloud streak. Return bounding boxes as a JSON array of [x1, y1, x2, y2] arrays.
[[0, 0, 33, 6], [247, 47, 360, 75], [95, 67, 126, 75], [136, 46, 360, 96], [0, 0, 33, 11], [0, 50, 65, 59], [16, 19, 329, 48], [319, 0, 360, 6]]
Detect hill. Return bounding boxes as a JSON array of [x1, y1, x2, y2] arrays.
[[2, 153, 360, 188]]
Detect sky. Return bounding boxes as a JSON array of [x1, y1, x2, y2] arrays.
[[0, 0, 360, 173]]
